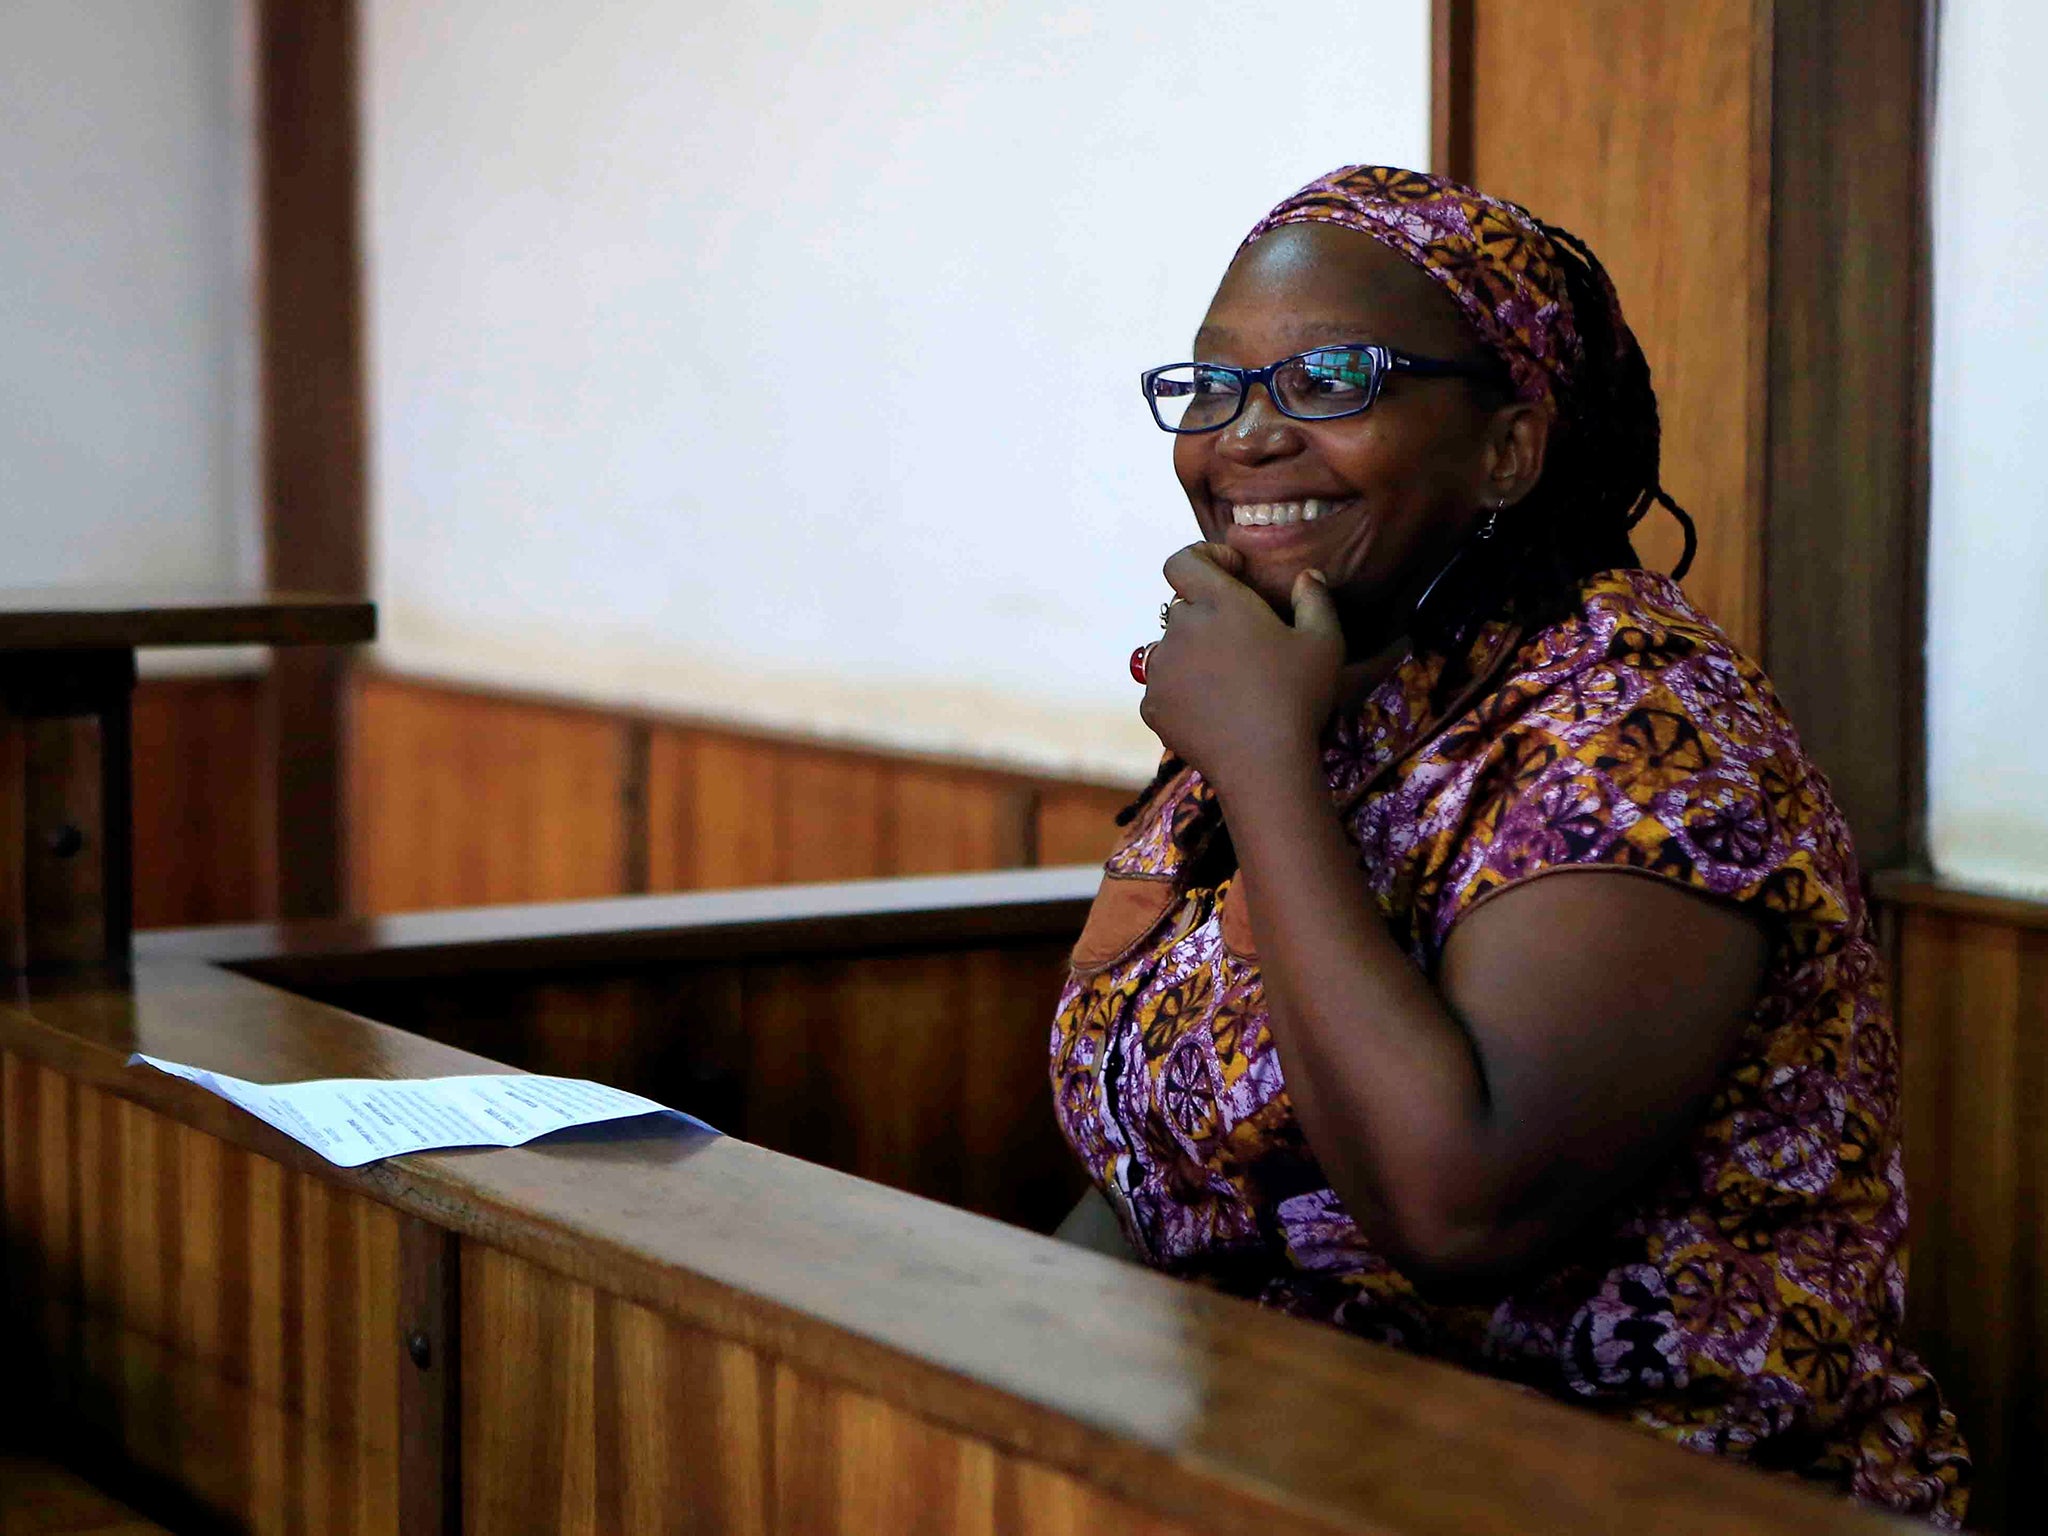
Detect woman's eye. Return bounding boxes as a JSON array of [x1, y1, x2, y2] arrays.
[[1299, 355, 1373, 394], [1303, 371, 1365, 394]]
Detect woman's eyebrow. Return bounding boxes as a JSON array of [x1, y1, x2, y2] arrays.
[[1191, 320, 1380, 354]]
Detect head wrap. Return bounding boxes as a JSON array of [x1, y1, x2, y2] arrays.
[[1238, 165, 1629, 415]]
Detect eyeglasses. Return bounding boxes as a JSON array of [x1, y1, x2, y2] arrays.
[[1140, 343, 1502, 434]]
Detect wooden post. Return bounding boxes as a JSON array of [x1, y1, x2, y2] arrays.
[[1442, 0, 1931, 867], [0, 651, 134, 973], [397, 1216, 462, 1536], [258, 0, 369, 921], [0, 592, 374, 975]]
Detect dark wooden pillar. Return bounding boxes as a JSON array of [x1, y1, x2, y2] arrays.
[[1759, 1, 1931, 871], [0, 652, 134, 973], [1438, 0, 1931, 869], [0, 597, 373, 975], [258, 0, 369, 920], [1430, 0, 1474, 182]]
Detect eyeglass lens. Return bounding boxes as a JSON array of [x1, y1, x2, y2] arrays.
[[1148, 348, 1382, 430]]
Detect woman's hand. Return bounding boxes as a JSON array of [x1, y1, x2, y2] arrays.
[[1139, 543, 1346, 792]]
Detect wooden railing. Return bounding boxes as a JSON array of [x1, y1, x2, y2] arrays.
[[1877, 870, 2048, 1535], [2, 870, 1933, 1534], [147, 868, 1104, 1232]]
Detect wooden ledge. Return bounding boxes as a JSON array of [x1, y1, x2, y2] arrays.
[[0, 1451, 169, 1535], [0, 950, 1913, 1536], [138, 864, 1105, 984], [1871, 868, 2048, 932], [0, 587, 375, 650]]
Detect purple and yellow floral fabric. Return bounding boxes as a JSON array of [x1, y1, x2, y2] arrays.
[[1051, 568, 1969, 1525], [1240, 164, 1619, 411]]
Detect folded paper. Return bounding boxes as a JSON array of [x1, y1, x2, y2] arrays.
[[132, 1054, 715, 1168]]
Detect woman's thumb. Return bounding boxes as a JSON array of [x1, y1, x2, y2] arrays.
[[1290, 568, 1341, 639]]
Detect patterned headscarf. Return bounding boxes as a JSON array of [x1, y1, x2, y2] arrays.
[[1239, 165, 1628, 415]]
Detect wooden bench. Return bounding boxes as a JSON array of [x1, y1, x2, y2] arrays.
[[0, 1452, 169, 1536], [0, 869, 1933, 1535]]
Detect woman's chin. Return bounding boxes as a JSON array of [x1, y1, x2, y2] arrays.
[[1235, 555, 1310, 613]]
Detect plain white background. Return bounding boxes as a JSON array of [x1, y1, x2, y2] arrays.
[[360, 0, 1432, 780], [1, 0, 258, 619], [10, 0, 2033, 880], [1926, 0, 2048, 894]]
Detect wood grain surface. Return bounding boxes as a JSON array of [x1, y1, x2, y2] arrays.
[[1890, 896, 2048, 1535], [0, 652, 135, 974], [256, 0, 368, 618], [131, 676, 266, 929], [1874, 870, 2048, 934], [0, 592, 373, 652], [1467, 0, 1768, 654], [126, 669, 1132, 931], [1, 1051, 405, 1533], [350, 673, 631, 913], [0, 951, 1916, 1536], [148, 872, 1096, 1229], [645, 729, 1038, 890], [1430, 0, 1474, 180], [0, 1453, 169, 1535], [459, 1243, 1196, 1536], [1454, 1, 1934, 867], [342, 673, 1133, 920], [1031, 783, 1135, 869], [1759, 0, 1930, 870], [14, 714, 109, 969], [141, 866, 1103, 982], [294, 942, 1084, 1231], [256, 0, 372, 923]]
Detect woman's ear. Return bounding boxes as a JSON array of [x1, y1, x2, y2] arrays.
[[1482, 401, 1551, 507]]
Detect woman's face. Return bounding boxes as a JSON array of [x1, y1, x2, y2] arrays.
[[1174, 223, 1521, 640]]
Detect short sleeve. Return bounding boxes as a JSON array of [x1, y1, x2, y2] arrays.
[[1410, 574, 1862, 965]]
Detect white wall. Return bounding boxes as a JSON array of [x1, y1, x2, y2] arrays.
[[0, 0, 257, 624], [1927, 0, 2048, 895], [362, 1, 1430, 781]]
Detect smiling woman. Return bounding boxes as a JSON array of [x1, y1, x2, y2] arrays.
[[1054, 167, 1970, 1526]]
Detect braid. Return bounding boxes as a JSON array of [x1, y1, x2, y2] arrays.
[[1115, 754, 1185, 827], [1435, 219, 1697, 649], [1113, 752, 1238, 887]]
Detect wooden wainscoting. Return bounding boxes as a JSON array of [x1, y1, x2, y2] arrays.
[[642, 728, 1038, 890], [350, 672, 634, 912], [131, 674, 267, 930], [456, 1241, 1195, 1536], [1458, 0, 1768, 650], [1, 1052, 411, 1531], [1881, 876, 2048, 1536], [353, 672, 1136, 915], [130, 669, 1137, 928]]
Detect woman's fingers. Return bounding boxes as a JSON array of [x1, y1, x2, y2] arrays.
[[1289, 568, 1342, 641], [1163, 541, 1251, 602]]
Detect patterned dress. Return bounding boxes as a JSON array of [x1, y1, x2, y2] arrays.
[[1051, 569, 1970, 1525]]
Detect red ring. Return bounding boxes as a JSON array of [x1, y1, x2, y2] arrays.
[[1129, 643, 1151, 685]]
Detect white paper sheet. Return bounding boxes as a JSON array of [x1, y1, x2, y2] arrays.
[[131, 1054, 716, 1168]]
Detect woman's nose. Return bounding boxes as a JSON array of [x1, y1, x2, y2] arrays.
[[1216, 391, 1304, 463]]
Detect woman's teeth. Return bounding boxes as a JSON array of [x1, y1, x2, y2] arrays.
[[1230, 498, 1331, 527]]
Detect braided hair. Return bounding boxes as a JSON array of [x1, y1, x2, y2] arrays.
[[1118, 217, 1696, 848], [1419, 218, 1697, 653]]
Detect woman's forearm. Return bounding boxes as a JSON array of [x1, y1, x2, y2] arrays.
[[1214, 740, 1526, 1268]]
